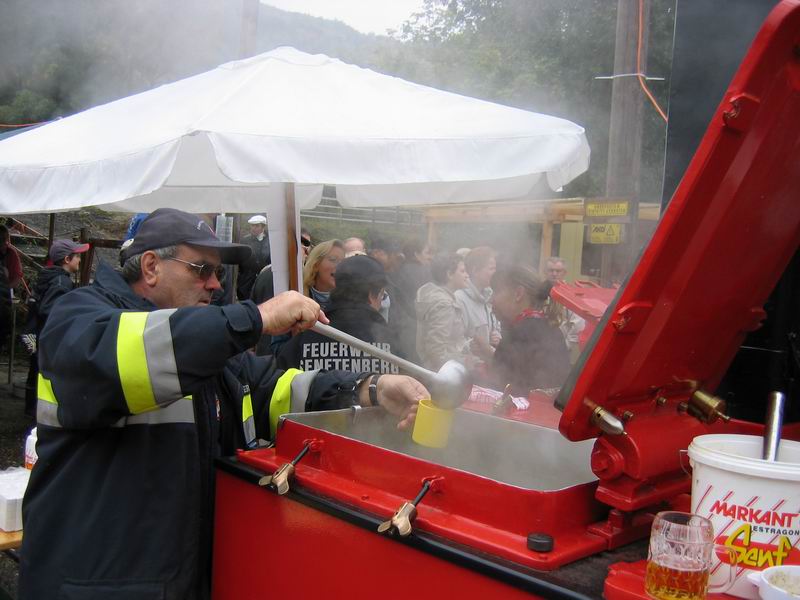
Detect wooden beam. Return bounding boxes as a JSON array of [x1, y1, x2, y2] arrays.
[[539, 220, 554, 274]]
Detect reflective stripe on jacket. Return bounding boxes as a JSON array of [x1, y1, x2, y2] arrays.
[[20, 262, 361, 600]]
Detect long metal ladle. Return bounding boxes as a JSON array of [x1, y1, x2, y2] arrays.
[[311, 322, 472, 409], [762, 391, 785, 461]]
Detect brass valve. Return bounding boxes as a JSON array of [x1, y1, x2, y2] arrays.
[[687, 390, 731, 424]]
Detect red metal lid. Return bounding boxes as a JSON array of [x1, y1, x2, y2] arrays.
[[557, 0, 800, 441]]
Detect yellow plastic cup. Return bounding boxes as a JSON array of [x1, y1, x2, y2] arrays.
[[412, 398, 454, 448]]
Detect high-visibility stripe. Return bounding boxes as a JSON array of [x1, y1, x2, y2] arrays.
[[117, 312, 157, 414], [37, 374, 61, 427], [113, 397, 195, 427], [117, 310, 183, 415], [269, 369, 302, 439], [142, 309, 181, 406], [37, 374, 56, 404], [242, 390, 255, 448]]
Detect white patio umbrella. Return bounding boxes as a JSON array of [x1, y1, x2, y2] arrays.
[[0, 46, 590, 289]]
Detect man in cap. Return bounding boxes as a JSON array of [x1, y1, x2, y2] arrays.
[[20, 208, 426, 600], [22, 239, 90, 417], [278, 255, 400, 372], [236, 214, 270, 300]]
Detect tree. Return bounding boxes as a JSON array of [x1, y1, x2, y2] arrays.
[[387, 0, 675, 200]]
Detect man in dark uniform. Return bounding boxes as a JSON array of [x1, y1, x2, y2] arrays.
[[19, 208, 425, 600], [236, 214, 270, 300], [22, 239, 90, 417]]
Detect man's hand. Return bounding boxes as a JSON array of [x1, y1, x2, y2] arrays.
[[359, 375, 429, 430], [257, 291, 330, 336]]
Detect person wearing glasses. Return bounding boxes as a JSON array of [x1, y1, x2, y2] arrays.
[[20, 208, 426, 600]]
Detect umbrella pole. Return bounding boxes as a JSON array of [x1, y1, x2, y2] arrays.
[[285, 183, 300, 292]]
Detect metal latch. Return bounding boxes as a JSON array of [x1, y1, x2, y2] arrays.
[[258, 442, 313, 495], [378, 479, 437, 537]]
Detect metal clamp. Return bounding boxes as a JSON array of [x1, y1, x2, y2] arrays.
[[492, 384, 514, 415], [258, 443, 312, 495], [377, 480, 432, 537]]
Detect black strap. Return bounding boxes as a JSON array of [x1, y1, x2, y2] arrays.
[[368, 374, 382, 407]]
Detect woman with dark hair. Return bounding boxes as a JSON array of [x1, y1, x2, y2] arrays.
[[488, 265, 570, 395], [415, 252, 473, 371], [278, 255, 399, 372]]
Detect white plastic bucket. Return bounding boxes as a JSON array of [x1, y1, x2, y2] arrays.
[[688, 434, 800, 599]]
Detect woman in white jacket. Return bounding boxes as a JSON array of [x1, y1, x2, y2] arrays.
[[454, 246, 501, 363]]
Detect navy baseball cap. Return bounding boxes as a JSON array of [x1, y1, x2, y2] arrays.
[[120, 208, 251, 265], [334, 255, 387, 287]]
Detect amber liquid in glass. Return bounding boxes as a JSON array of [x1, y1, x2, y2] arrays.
[[645, 556, 709, 600]]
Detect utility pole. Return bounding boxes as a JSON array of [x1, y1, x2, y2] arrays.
[[602, 0, 650, 284]]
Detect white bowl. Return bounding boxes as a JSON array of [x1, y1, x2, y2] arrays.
[[748, 565, 800, 599]]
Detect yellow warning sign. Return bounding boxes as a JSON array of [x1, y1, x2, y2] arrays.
[[589, 223, 622, 244], [586, 201, 629, 217]]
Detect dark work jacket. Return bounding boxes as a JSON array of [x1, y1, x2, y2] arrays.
[[489, 314, 571, 396], [278, 301, 400, 373], [26, 266, 74, 336], [237, 234, 270, 300], [19, 262, 362, 600]]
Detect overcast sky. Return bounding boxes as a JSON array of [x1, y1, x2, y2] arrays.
[[259, 0, 426, 35]]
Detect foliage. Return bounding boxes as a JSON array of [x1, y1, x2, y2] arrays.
[[0, 0, 676, 202], [387, 0, 676, 200]]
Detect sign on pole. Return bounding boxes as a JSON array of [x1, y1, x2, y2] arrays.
[[589, 223, 623, 244]]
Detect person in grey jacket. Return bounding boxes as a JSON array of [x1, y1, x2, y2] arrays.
[[454, 246, 501, 364], [416, 253, 473, 371]]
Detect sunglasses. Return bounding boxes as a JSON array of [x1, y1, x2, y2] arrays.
[[167, 257, 225, 281]]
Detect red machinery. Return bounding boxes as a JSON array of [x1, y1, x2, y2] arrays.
[[213, 3, 800, 598]]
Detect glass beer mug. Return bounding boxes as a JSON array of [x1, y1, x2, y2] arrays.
[[645, 512, 735, 600]]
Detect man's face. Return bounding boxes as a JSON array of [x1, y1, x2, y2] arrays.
[[447, 261, 470, 290], [472, 257, 496, 289], [152, 245, 222, 308], [417, 245, 433, 265], [343, 239, 365, 255], [250, 224, 266, 237], [546, 261, 567, 282], [64, 254, 82, 274]]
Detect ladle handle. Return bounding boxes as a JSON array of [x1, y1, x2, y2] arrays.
[[762, 391, 785, 461], [311, 322, 435, 383]]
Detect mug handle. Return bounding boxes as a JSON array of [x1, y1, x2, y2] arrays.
[[709, 545, 738, 593]]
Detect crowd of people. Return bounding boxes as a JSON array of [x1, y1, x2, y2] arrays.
[[222, 215, 584, 398], [8, 209, 586, 598]]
